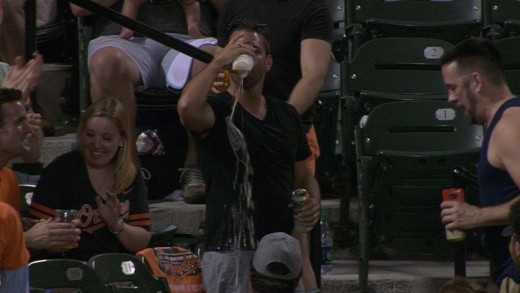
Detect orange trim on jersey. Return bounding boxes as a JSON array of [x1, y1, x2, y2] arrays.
[[128, 212, 151, 226], [28, 202, 56, 219], [82, 222, 106, 234]]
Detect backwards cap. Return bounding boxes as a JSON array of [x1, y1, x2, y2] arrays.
[[252, 232, 302, 280]]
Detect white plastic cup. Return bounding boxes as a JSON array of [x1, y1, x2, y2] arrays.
[[232, 54, 254, 78]]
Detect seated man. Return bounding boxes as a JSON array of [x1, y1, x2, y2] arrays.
[[249, 232, 302, 293]]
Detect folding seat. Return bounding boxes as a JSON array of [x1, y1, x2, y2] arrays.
[[89, 253, 170, 292], [342, 37, 454, 195], [346, 37, 452, 102], [354, 100, 484, 292], [347, 0, 483, 52], [494, 36, 520, 95], [29, 259, 112, 292]]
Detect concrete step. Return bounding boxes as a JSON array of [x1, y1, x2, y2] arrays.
[[321, 259, 490, 293]]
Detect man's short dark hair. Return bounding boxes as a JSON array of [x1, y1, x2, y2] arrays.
[[249, 264, 300, 293], [0, 88, 23, 127], [439, 38, 505, 86], [227, 18, 271, 55]]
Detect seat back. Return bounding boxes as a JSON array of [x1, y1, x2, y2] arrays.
[[494, 36, 520, 95], [343, 37, 456, 208], [348, 37, 452, 102], [29, 259, 112, 292], [136, 246, 205, 293], [355, 100, 484, 291], [485, 0, 520, 38], [348, 0, 482, 44], [88, 253, 169, 293], [343, 37, 455, 164], [360, 100, 483, 155]]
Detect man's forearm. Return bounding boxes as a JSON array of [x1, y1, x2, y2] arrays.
[[479, 196, 520, 226], [287, 74, 326, 115], [179, 61, 221, 113]]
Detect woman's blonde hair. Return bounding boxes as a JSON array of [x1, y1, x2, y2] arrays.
[[76, 97, 136, 195]]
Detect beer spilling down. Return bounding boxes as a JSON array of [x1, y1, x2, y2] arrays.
[[442, 188, 466, 241], [292, 188, 313, 233]]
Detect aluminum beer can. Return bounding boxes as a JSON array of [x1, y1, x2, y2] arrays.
[[292, 188, 312, 233]]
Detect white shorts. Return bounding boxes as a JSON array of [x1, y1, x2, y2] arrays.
[[88, 33, 193, 91], [37, 0, 57, 27]]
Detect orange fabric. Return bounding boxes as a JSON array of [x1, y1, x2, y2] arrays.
[[0, 167, 20, 211], [0, 202, 29, 270], [128, 212, 151, 227], [137, 247, 205, 293], [27, 201, 55, 219], [305, 125, 320, 176]]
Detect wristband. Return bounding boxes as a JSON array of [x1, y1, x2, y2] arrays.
[[109, 219, 125, 235]]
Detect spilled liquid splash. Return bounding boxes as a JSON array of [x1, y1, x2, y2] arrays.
[[225, 77, 256, 287]]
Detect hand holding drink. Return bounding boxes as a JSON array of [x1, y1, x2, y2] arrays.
[[54, 209, 80, 250], [292, 188, 313, 233], [442, 188, 466, 241]]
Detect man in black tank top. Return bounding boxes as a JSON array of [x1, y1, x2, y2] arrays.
[[440, 38, 520, 289]]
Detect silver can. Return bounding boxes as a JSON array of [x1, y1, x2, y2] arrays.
[[292, 188, 312, 233]]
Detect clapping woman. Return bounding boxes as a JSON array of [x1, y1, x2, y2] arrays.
[[29, 97, 151, 260]]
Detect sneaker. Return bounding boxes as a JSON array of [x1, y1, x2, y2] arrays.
[[179, 168, 207, 204]]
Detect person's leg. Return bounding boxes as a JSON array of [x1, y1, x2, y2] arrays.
[[182, 1, 203, 39], [88, 36, 170, 165], [179, 132, 206, 203], [35, 0, 57, 28], [202, 250, 254, 293], [0, 0, 25, 64], [89, 46, 140, 126], [89, 45, 140, 162], [162, 41, 217, 203]]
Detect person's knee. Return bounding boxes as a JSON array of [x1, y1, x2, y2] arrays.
[[90, 47, 134, 82], [2, 0, 24, 13]]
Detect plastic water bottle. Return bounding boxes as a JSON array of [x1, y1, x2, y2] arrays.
[[321, 213, 333, 275]]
